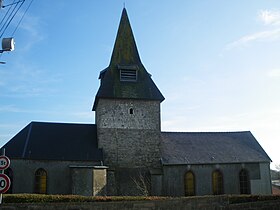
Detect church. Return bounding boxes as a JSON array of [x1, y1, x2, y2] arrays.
[[2, 8, 272, 196]]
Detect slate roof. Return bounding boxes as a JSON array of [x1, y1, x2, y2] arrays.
[[2, 122, 103, 161], [161, 131, 271, 165], [92, 8, 164, 110]]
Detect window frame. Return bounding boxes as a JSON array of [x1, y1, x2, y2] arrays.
[[184, 170, 195, 196], [212, 169, 224, 195], [34, 168, 47, 194], [239, 169, 251, 194]]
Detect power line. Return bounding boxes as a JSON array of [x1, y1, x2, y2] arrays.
[[0, 0, 20, 37], [2, 0, 24, 8], [0, 0, 34, 39], [0, 0, 15, 28], [0, 0, 34, 63], [12, 0, 34, 36], [0, 0, 25, 39]]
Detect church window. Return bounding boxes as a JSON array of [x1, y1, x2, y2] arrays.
[[239, 169, 250, 194], [212, 170, 223, 195], [34, 168, 47, 194], [129, 108, 134, 114], [120, 69, 137, 82], [184, 171, 195, 196]]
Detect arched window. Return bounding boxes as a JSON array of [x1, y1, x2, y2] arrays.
[[34, 168, 47, 194], [239, 169, 250, 194], [212, 170, 223, 195], [184, 171, 195, 196], [4, 167, 13, 194]]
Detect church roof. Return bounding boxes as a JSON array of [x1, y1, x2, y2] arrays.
[[2, 122, 103, 162], [92, 8, 164, 110], [161, 131, 271, 165]]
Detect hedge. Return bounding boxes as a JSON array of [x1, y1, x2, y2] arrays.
[[2, 194, 168, 203], [2, 194, 280, 204]]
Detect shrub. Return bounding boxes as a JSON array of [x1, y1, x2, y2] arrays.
[[2, 194, 280, 204], [2, 194, 167, 203]]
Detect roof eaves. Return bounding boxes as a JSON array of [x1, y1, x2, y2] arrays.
[[161, 160, 271, 166]]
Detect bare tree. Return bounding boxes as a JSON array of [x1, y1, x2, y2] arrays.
[[131, 170, 151, 196]]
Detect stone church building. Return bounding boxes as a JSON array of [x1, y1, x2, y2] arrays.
[[2, 8, 272, 196]]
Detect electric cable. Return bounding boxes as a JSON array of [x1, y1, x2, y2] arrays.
[[0, 0, 19, 35], [11, 0, 33, 36], [0, 0, 15, 28], [0, 0, 25, 39], [0, 0, 33, 63], [2, 0, 24, 8]]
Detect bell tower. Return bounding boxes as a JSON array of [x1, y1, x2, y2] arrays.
[[93, 8, 164, 170]]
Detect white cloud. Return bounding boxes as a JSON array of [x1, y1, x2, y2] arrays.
[[225, 9, 280, 50], [258, 9, 280, 25], [226, 28, 280, 50]]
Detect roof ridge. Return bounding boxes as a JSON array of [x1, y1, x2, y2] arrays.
[[30, 121, 96, 126]]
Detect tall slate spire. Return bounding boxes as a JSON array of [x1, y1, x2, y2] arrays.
[[109, 8, 141, 66], [93, 8, 164, 111]]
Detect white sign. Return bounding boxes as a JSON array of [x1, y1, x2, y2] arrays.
[[0, 156, 10, 170]]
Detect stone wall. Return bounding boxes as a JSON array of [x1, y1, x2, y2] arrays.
[[95, 99, 161, 130], [1, 196, 280, 210], [98, 128, 161, 168], [250, 162, 272, 194], [95, 99, 161, 168], [95, 99, 162, 195], [70, 166, 107, 196], [9, 159, 101, 195], [162, 162, 272, 196]]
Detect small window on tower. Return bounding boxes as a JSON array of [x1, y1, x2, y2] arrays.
[[120, 69, 137, 82], [129, 108, 134, 114]]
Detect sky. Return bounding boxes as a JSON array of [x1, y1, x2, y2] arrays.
[[0, 1, 279, 169]]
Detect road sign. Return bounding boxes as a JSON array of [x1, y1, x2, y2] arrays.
[[0, 174, 10, 194], [0, 156, 10, 170]]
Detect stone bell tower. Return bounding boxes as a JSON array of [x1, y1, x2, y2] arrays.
[[92, 8, 164, 195]]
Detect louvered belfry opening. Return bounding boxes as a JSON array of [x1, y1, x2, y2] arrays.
[[120, 69, 137, 82]]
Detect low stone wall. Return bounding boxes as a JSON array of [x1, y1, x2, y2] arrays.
[[1, 196, 280, 210]]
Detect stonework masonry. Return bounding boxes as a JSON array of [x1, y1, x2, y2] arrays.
[[162, 162, 272, 196], [96, 99, 161, 130], [70, 166, 107, 196], [95, 98, 162, 195], [96, 98, 161, 168], [98, 129, 161, 168], [10, 159, 102, 195]]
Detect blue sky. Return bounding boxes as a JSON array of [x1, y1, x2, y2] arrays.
[[0, 1, 280, 168]]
